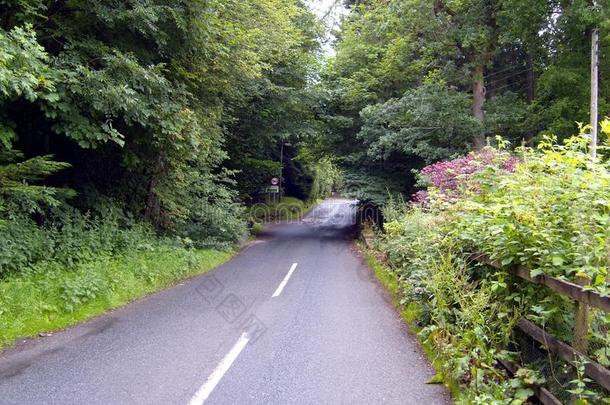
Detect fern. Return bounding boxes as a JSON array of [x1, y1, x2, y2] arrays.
[[0, 150, 75, 215]]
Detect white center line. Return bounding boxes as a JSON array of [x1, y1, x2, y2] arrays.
[[187, 332, 249, 405], [272, 262, 298, 298]]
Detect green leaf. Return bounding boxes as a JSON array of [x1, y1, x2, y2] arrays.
[[551, 256, 564, 266], [426, 373, 444, 384]]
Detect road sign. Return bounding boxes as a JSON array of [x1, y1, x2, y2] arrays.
[[268, 185, 279, 193], [270, 177, 279, 186]]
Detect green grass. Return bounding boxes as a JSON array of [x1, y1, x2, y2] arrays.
[[357, 241, 461, 399], [0, 246, 233, 350], [248, 196, 316, 224], [361, 246, 400, 297], [249, 222, 264, 236]]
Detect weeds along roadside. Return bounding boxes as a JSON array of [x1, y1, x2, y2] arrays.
[[0, 209, 236, 351], [359, 134, 610, 404]]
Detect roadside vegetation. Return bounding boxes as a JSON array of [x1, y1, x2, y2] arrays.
[[0, 1, 327, 349], [0, 241, 231, 349], [3, 0, 610, 403], [363, 131, 610, 403], [247, 196, 314, 224]]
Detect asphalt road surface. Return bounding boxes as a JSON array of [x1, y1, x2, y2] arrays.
[[0, 199, 451, 405]]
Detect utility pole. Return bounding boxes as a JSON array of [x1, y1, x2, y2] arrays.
[[590, 25, 599, 157]]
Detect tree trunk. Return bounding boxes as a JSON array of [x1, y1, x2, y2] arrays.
[[472, 64, 486, 150], [144, 176, 160, 222], [144, 156, 163, 224], [43, 132, 50, 154]]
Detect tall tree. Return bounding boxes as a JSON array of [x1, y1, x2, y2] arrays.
[[0, 0, 324, 244], [321, 0, 609, 201]]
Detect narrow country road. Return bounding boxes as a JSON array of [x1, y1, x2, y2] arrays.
[[0, 200, 450, 405]]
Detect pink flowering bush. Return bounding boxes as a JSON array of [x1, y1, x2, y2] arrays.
[[379, 136, 610, 402], [413, 148, 519, 203]]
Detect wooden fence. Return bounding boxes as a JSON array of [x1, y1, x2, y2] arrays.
[[474, 254, 610, 403]]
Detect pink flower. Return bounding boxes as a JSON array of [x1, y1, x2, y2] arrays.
[[412, 148, 519, 204]]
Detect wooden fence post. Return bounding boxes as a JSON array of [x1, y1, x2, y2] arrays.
[[573, 275, 590, 356]]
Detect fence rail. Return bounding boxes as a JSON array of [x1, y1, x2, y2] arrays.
[[497, 358, 563, 405], [516, 318, 610, 392], [474, 254, 610, 312], [473, 254, 610, 402]]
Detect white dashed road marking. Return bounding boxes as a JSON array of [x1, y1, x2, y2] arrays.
[[272, 263, 298, 298], [187, 332, 249, 405]]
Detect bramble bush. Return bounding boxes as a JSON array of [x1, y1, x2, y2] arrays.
[[447, 134, 609, 294], [378, 133, 610, 403]]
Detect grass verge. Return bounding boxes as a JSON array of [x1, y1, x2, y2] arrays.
[[247, 196, 317, 224], [0, 246, 233, 350], [356, 241, 461, 399]]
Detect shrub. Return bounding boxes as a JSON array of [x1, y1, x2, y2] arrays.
[[453, 135, 609, 291], [413, 145, 518, 204], [246, 196, 309, 223], [378, 133, 610, 403], [0, 204, 155, 277]]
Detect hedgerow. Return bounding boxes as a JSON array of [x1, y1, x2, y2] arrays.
[[377, 133, 610, 403]]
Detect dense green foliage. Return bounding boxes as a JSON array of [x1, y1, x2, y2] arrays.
[[0, 1, 325, 346], [322, 0, 610, 201], [0, 206, 147, 276], [0, 240, 232, 348], [373, 134, 610, 403], [3, 2, 610, 402], [0, 0, 324, 248], [297, 153, 343, 201], [248, 196, 313, 224]]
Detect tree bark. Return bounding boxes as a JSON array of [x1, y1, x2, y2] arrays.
[[144, 176, 160, 222], [144, 156, 163, 224], [472, 64, 486, 150]]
